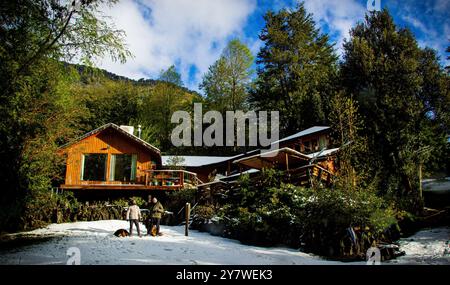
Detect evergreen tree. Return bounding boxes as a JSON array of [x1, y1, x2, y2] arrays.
[[159, 65, 183, 86], [340, 9, 449, 210], [249, 2, 338, 136]]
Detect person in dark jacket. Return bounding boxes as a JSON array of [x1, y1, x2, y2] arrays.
[[149, 197, 164, 236], [144, 195, 152, 234]]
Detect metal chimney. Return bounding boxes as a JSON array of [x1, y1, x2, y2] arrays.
[[137, 125, 142, 139]]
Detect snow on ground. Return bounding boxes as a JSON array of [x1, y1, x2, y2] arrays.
[[423, 177, 450, 193], [388, 227, 450, 265], [0, 220, 345, 265], [1, 220, 448, 265]]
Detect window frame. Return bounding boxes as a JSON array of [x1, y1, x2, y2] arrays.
[[109, 153, 138, 182], [80, 153, 108, 182]]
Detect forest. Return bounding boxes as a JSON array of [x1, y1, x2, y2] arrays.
[[0, 1, 449, 259]]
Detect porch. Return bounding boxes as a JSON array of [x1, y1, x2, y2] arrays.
[[60, 169, 200, 191]]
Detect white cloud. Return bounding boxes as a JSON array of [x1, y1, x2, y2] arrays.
[[302, 0, 366, 55], [95, 0, 257, 91], [399, 4, 449, 67]]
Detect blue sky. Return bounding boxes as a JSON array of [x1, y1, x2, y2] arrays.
[[97, 0, 449, 92]]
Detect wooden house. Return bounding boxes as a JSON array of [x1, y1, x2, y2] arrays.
[[59, 124, 339, 193], [163, 126, 339, 187], [58, 123, 198, 191]]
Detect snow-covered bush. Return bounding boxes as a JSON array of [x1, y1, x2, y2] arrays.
[[217, 170, 398, 258], [294, 186, 398, 257]]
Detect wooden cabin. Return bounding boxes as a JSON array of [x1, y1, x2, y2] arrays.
[[163, 126, 339, 187], [58, 123, 198, 191], [232, 126, 339, 185], [59, 124, 338, 192]]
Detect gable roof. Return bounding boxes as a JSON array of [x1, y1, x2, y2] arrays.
[[306, 147, 340, 159], [59, 123, 161, 155], [273, 126, 331, 145]]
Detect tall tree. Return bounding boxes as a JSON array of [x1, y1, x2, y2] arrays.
[[340, 9, 449, 209], [0, 0, 130, 230], [249, 2, 338, 136], [138, 66, 198, 150], [201, 39, 254, 112], [329, 92, 369, 191], [159, 65, 183, 86]]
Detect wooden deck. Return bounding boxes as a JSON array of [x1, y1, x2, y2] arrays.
[[60, 170, 200, 191], [287, 164, 334, 186]]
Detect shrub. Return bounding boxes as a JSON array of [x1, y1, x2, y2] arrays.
[[191, 205, 216, 231], [14, 191, 139, 231], [295, 186, 398, 257], [163, 188, 196, 212], [193, 205, 215, 220], [218, 179, 398, 258]]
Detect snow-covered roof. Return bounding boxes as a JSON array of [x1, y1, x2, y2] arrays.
[[273, 126, 331, 145], [220, 169, 260, 180], [306, 147, 340, 159], [163, 126, 333, 168], [162, 155, 240, 167]]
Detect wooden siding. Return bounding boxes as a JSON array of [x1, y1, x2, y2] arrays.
[[60, 128, 159, 186]]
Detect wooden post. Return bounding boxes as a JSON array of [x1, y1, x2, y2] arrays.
[[285, 153, 290, 182], [185, 202, 191, 236], [285, 153, 289, 172]]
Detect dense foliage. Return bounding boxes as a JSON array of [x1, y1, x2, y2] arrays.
[[249, 3, 338, 136], [207, 170, 397, 258], [340, 10, 449, 212], [0, 1, 448, 262]]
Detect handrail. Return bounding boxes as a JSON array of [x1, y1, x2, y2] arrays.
[[144, 169, 199, 187], [144, 169, 198, 176]]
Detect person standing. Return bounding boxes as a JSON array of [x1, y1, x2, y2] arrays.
[[126, 200, 142, 237], [145, 194, 153, 235], [149, 197, 164, 236]]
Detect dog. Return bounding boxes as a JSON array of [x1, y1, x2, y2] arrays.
[[150, 225, 157, 237], [150, 225, 163, 236], [114, 229, 130, 237]]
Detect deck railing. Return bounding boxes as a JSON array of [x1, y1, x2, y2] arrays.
[[144, 169, 199, 189]]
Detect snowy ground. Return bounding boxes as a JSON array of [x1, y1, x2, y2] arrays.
[[387, 227, 450, 265], [0, 220, 343, 265], [0, 220, 448, 265], [423, 177, 450, 193]]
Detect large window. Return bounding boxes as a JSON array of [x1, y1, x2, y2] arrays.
[[81, 154, 107, 181], [110, 154, 137, 182]]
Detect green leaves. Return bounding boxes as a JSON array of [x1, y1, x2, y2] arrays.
[[137, 78, 197, 149], [250, 2, 338, 135], [0, 0, 132, 231], [201, 39, 254, 113], [340, 9, 449, 206]]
